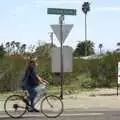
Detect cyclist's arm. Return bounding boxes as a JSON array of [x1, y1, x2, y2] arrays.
[[42, 79, 49, 84], [36, 75, 49, 84]]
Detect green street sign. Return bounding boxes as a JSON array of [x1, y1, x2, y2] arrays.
[[47, 8, 76, 15]]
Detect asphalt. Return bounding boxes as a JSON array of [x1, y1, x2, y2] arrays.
[[1, 88, 120, 112]]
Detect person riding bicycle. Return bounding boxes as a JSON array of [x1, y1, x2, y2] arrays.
[[21, 59, 49, 112]]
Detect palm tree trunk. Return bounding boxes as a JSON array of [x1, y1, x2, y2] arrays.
[[85, 14, 87, 56], [100, 48, 101, 54]]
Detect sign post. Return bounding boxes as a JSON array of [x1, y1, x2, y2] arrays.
[[48, 8, 76, 99], [117, 62, 120, 96], [59, 15, 64, 99]]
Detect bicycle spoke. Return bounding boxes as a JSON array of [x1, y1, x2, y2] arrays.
[[41, 95, 63, 118], [4, 95, 27, 118]]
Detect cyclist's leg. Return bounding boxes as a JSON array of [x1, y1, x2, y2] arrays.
[[26, 86, 37, 110], [34, 85, 43, 104]]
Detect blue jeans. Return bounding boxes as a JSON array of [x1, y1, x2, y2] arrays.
[[25, 85, 37, 109], [25, 84, 46, 109]]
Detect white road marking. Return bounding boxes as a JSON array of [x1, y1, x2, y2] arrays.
[[62, 113, 104, 116], [0, 112, 104, 118]]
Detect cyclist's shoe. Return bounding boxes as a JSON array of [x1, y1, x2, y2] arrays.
[[27, 107, 33, 112], [23, 99, 30, 106], [28, 108, 39, 112], [33, 108, 40, 112]]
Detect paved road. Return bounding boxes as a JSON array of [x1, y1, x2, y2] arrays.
[[1, 108, 120, 120]]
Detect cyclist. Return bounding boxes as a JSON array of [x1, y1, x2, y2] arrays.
[[21, 59, 49, 112]]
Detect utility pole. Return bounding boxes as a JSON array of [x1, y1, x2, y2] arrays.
[[49, 32, 53, 47]]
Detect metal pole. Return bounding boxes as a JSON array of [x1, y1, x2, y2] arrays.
[[48, 32, 53, 47], [117, 82, 119, 96], [85, 13, 87, 56], [49, 32, 54, 85], [59, 15, 64, 99], [50, 32, 53, 47], [100, 48, 101, 54]]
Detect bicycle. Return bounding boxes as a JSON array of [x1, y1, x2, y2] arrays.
[[4, 84, 64, 118]]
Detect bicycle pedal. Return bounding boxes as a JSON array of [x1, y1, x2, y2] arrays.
[[23, 99, 30, 106]]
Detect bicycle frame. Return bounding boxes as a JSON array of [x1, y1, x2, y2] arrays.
[[4, 88, 63, 118], [21, 85, 48, 108]]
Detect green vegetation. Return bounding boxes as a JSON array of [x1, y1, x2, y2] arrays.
[[0, 56, 26, 92], [73, 40, 95, 56], [0, 41, 120, 94]]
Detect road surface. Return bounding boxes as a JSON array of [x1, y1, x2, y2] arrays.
[[1, 108, 120, 120]]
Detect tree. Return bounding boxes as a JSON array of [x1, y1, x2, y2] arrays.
[[35, 43, 53, 58], [15, 42, 20, 55], [116, 42, 120, 52], [5, 42, 11, 55], [11, 41, 16, 55], [82, 2, 90, 14], [117, 42, 120, 46], [0, 44, 5, 61], [73, 40, 95, 57], [20, 44, 26, 55], [27, 44, 36, 59], [82, 2, 90, 56]]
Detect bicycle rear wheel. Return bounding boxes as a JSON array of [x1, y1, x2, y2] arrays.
[[41, 95, 63, 118], [4, 95, 27, 118]]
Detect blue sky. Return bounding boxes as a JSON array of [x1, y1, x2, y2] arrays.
[[0, 0, 120, 52]]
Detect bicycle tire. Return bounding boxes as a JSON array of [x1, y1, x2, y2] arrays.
[[41, 95, 63, 118], [4, 95, 27, 118]]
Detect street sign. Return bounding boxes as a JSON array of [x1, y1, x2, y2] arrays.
[[47, 8, 76, 15], [118, 62, 120, 84], [52, 46, 73, 73], [51, 24, 73, 44]]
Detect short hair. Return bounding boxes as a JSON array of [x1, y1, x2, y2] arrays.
[[29, 60, 35, 64]]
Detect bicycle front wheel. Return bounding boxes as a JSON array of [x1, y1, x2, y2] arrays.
[[4, 95, 27, 118], [41, 95, 63, 118]]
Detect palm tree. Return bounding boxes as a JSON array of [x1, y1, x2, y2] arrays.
[[5, 42, 10, 55], [73, 40, 95, 56], [99, 44, 103, 54], [11, 41, 16, 55], [117, 42, 120, 46], [0, 44, 5, 61], [116, 42, 120, 52], [82, 2, 90, 56], [20, 44, 26, 55], [15, 42, 20, 55], [22, 44, 26, 54]]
